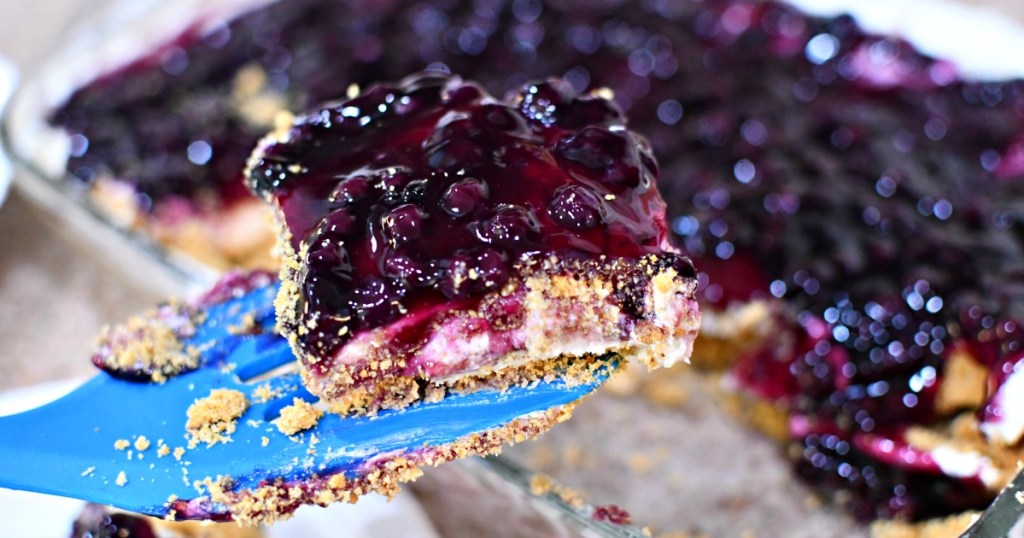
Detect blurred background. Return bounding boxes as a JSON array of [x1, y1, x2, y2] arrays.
[[1, 0, 159, 390]]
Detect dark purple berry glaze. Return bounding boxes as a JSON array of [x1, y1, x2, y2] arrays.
[[71, 504, 157, 538], [47, 0, 1024, 522], [248, 72, 677, 364]]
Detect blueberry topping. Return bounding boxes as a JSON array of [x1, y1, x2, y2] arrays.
[[251, 73, 668, 362]]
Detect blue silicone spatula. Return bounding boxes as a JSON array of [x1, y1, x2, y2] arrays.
[[0, 277, 612, 521]]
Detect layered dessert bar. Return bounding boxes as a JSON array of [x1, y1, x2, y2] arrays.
[[246, 72, 700, 414]]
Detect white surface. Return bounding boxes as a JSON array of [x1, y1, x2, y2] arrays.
[[0, 54, 15, 209], [981, 364, 1024, 446], [786, 0, 1024, 80], [0, 380, 440, 538]]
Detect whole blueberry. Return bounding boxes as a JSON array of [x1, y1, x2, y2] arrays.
[[441, 178, 489, 217], [475, 205, 538, 245], [331, 176, 372, 206], [427, 139, 483, 170], [548, 184, 606, 231], [382, 203, 427, 246], [320, 208, 359, 238], [441, 248, 510, 299], [559, 127, 641, 188]]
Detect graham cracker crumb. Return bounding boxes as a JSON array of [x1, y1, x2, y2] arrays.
[[714, 380, 791, 445], [134, 436, 151, 451], [157, 444, 171, 458], [804, 495, 823, 511], [562, 444, 585, 468], [934, 349, 988, 416], [93, 302, 201, 383], [186, 389, 249, 448], [869, 511, 979, 538], [173, 447, 186, 461], [275, 398, 324, 435], [628, 453, 653, 475], [198, 404, 575, 525], [115, 471, 128, 487], [528, 445, 556, 469], [89, 178, 140, 228], [689, 301, 772, 371], [262, 436, 270, 447], [114, 439, 130, 450], [644, 372, 689, 408], [231, 63, 288, 128], [228, 313, 260, 336], [529, 473, 586, 508], [530, 473, 555, 495], [252, 383, 280, 403]]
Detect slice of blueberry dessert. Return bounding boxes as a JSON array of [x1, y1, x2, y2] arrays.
[[246, 72, 700, 415]]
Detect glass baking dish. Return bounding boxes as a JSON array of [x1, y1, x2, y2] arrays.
[[8, 0, 1024, 535], [2, 1, 217, 294]]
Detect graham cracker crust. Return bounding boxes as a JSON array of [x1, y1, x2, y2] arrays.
[[183, 404, 576, 525]]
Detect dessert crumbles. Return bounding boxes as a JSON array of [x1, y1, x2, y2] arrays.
[[185, 389, 250, 448]]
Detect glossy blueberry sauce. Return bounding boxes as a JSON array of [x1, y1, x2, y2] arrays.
[[249, 72, 677, 362], [48, 0, 1024, 522]]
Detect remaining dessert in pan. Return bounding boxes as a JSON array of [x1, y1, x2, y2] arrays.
[[246, 72, 700, 414], [33, 0, 1024, 530], [650, 5, 1024, 527]]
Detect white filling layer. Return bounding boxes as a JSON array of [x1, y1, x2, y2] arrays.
[[331, 270, 699, 383]]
